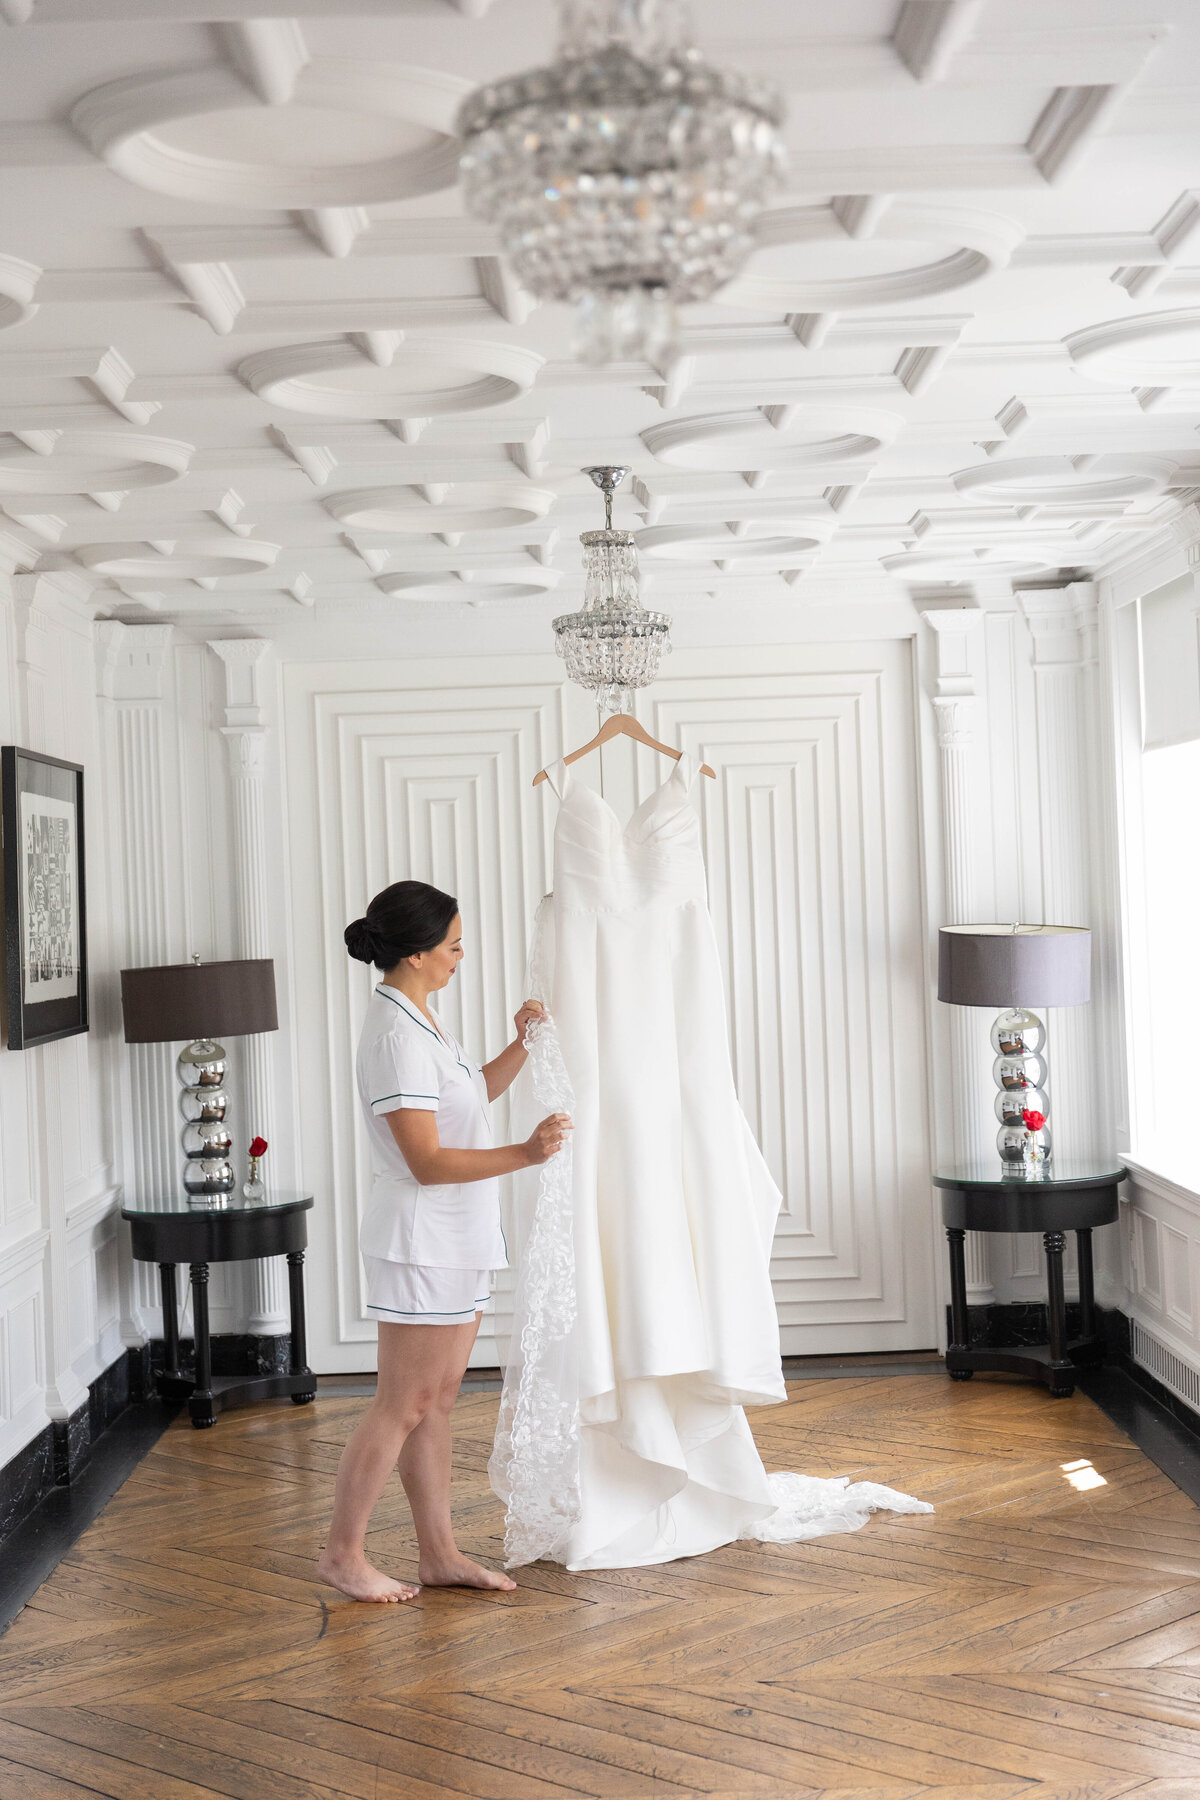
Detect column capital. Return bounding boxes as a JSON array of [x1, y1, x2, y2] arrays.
[[0, 524, 38, 578], [95, 619, 174, 700], [208, 637, 273, 729], [931, 694, 975, 748], [921, 603, 983, 700], [1017, 584, 1095, 669], [220, 723, 267, 780], [1169, 499, 1200, 561]]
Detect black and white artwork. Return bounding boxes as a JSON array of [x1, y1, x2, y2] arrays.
[[2, 747, 88, 1048]]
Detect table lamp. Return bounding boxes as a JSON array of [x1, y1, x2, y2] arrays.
[[120, 956, 278, 1199], [937, 924, 1091, 1170]]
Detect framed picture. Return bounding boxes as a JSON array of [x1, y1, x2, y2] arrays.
[[1, 746, 88, 1049]]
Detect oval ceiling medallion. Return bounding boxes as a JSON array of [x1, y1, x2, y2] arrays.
[[75, 538, 279, 578], [71, 62, 470, 208], [239, 339, 543, 419], [0, 254, 40, 331], [715, 204, 1022, 313], [326, 484, 555, 533], [635, 524, 825, 563], [1066, 308, 1200, 387], [0, 431, 192, 493], [643, 406, 902, 472], [883, 546, 1056, 581], [376, 569, 559, 602], [952, 455, 1176, 506]]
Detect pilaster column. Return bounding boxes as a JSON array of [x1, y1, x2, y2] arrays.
[[95, 619, 177, 1331], [923, 606, 993, 1301], [208, 639, 285, 1334], [1017, 585, 1101, 1161]]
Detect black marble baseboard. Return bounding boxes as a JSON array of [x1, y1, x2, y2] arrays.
[[0, 1344, 153, 1551], [0, 1396, 177, 1635], [0, 1428, 53, 1546], [149, 1331, 293, 1384], [945, 1298, 1090, 1350], [1092, 1304, 1200, 1442]]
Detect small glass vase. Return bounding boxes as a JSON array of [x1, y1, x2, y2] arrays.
[[1022, 1133, 1050, 1177], [241, 1156, 265, 1202]]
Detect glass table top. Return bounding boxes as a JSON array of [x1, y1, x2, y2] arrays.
[[121, 1189, 313, 1218], [934, 1161, 1127, 1189]]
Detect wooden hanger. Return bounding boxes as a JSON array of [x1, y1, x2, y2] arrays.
[[533, 713, 715, 785]]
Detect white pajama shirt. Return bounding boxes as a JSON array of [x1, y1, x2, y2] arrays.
[[356, 982, 507, 1323]]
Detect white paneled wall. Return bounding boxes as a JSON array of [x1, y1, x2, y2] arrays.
[[0, 573, 1144, 1466], [0, 571, 126, 1474]]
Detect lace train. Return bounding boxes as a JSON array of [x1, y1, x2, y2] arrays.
[[750, 1471, 934, 1543], [488, 900, 583, 1569]]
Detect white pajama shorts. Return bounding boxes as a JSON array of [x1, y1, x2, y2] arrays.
[[364, 1257, 491, 1326]]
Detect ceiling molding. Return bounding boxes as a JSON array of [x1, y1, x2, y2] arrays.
[[891, 1, 988, 84], [324, 483, 556, 533], [71, 59, 472, 209], [0, 0, 1196, 620], [718, 203, 1024, 313], [238, 337, 543, 418], [0, 430, 191, 493]]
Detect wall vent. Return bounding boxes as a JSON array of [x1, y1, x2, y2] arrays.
[[1130, 1317, 1200, 1414]]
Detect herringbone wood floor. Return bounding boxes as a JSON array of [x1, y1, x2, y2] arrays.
[[4, 1372, 1200, 1799]]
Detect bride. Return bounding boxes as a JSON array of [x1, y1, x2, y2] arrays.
[[491, 748, 932, 1571]]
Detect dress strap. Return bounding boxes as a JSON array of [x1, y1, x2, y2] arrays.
[[540, 757, 570, 800]]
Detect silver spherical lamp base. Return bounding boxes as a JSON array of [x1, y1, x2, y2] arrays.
[[178, 1038, 235, 1199]]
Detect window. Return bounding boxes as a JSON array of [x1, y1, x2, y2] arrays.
[[1135, 577, 1200, 1188]]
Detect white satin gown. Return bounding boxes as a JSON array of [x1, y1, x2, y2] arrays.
[[489, 753, 931, 1571]]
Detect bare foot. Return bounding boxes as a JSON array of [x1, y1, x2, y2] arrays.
[[316, 1548, 418, 1603], [417, 1550, 517, 1591]]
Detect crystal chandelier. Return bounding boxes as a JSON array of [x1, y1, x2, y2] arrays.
[[456, 0, 786, 363], [553, 466, 671, 714]]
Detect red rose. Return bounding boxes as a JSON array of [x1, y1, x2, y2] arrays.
[[1021, 1110, 1046, 1133], [248, 1136, 268, 1157]]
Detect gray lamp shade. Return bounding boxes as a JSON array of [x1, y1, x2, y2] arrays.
[[937, 925, 1091, 1008], [120, 958, 278, 1043]]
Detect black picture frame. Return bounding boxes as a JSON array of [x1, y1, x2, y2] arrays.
[[1, 746, 89, 1049]]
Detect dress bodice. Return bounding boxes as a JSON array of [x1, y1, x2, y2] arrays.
[[542, 753, 706, 912]]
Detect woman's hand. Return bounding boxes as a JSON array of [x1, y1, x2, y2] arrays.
[[513, 999, 547, 1044], [523, 1113, 572, 1165]]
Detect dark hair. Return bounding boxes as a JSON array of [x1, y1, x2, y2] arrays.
[[345, 880, 459, 971]]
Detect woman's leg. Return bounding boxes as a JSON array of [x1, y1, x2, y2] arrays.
[[317, 1319, 449, 1602], [397, 1311, 516, 1591]]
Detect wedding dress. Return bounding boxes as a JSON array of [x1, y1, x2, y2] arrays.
[[489, 753, 931, 1570]]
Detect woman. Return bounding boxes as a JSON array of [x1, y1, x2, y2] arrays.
[[317, 879, 571, 1603]]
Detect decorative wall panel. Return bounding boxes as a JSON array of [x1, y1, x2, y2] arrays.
[[640, 647, 935, 1351]]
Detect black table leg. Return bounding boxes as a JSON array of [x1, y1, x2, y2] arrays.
[[946, 1226, 973, 1380], [189, 1262, 216, 1427], [158, 1262, 181, 1379], [1076, 1227, 1096, 1340], [286, 1250, 316, 1404], [1043, 1230, 1075, 1396]]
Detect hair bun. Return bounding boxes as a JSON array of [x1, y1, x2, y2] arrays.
[[344, 917, 379, 964]]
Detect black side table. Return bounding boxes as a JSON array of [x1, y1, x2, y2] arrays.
[[122, 1191, 317, 1428], [933, 1163, 1125, 1398]]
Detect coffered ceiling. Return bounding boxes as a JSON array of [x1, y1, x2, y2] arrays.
[[2, 0, 1200, 633]]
